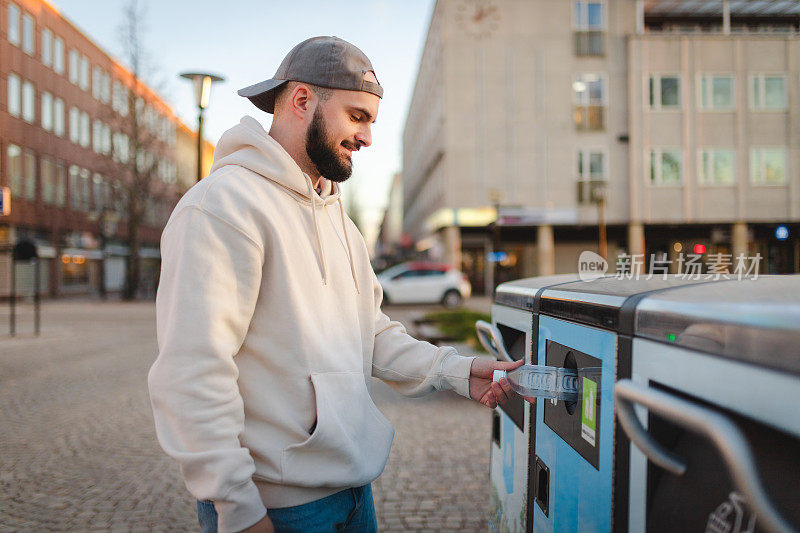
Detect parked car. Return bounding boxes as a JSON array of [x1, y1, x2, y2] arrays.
[[377, 262, 471, 308]]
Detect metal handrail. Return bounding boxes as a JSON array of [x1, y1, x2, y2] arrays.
[[615, 379, 796, 533]]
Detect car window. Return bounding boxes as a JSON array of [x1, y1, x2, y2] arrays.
[[392, 270, 420, 280], [416, 269, 446, 277]]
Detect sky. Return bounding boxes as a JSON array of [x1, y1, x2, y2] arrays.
[[52, 0, 436, 248]]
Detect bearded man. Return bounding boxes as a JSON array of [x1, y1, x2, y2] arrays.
[[148, 36, 520, 533]]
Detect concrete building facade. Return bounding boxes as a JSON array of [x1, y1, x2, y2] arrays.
[[402, 0, 800, 293]]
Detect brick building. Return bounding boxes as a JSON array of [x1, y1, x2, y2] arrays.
[[0, 0, 194, 298]]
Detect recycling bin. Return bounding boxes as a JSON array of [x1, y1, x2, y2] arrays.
[[480, 274, 579, 533], [480, 275, 800, 533]]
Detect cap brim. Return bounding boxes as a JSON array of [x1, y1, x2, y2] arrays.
[[237, 78, 289, 114]]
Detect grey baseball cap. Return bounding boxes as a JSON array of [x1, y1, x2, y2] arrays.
[[238, 36, 383, 114]]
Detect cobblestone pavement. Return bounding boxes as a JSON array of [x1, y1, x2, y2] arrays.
[[0, 300, 494, 532]]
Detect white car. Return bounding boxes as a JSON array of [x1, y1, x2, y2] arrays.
[[377, 262, 471, 308]]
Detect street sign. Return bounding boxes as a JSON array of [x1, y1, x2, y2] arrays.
[[0, 186, 9, 215]]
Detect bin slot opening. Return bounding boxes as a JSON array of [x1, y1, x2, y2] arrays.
[[492, 410, 500, 446], [535, 456, 550, 517], [497, 324, 526, 361]]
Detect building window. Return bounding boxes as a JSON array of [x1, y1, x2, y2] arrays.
[[22, 12, 34, 55], [649, 148, 682, 186], [93, 66, 102, 100], [112, 81, 129, 116], [93, 119, 102, 153], [649, 74, 680, 110], [699, 74, 734, 110], [573, 73, 605, 131], [101, 72, 110, 104], [698, 149, 735, 185], [8, 3, 20, 46], [114, 133, 130, 163], [42, 157, 55, 204], [7, 73, 21, 117], [576, 149, 607, 204], [41, 91, 53, 131], [750, 74, 787, 111], [112, 81, 121, 112], [80, 55, 89, 91], [41, 28, 52, 66], [80, 168, 90, 210], [113, 183, 124, 218], [7, 144, 22, 196], [55, 162, 66, 206], [53, 36, 64, 74], [93, 174, 103, 209], [92, 122, 111, 155], [573, 1, 604, 56], [80, 111, 90, 148], [23, 149, 36, 200], [69, 49, 79, 84], [102, 124, 111, 155], [69, 165, 80, 209], [53, 97, 65, 137], [69, 106, 80, 144], [145, 104, 154, 133], [22, 80, 35, 123], [750, 148, 786, 185]]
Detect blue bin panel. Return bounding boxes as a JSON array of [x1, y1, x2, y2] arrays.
[[533, 316, 616, 533]]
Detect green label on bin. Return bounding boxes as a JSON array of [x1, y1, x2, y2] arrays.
[[581, 377, 597, 447]]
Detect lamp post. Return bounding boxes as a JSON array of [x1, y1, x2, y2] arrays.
[[488, 188, 503, 294], [592, 182, 608, 261], [180, 72, 224, 183]]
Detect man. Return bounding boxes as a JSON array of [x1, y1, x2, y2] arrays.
[[148, 36, 521, 533]]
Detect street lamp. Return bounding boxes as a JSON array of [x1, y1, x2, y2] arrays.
[[488, 188, 503, 293], [592, 182, 608, 261], [180, 72, 224, 183]]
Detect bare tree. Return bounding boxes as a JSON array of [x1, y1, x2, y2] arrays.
[[111, 0, 173, 300]]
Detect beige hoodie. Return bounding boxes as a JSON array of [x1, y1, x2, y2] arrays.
[[147, 116, 475, 533]]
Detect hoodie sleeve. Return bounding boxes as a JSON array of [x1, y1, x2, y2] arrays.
[[370, 271, 475, 398], [147, 205, 267, 533]]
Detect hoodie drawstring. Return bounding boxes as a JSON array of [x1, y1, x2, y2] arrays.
[[303, 175, 360, 294], [305, 175, 328, 286], [338, 197, 360, 294]]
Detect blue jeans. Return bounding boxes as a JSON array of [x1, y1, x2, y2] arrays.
[[197, 484, 377, 533]]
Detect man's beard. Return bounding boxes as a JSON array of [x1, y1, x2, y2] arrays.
[[305, 107, 353, 183]]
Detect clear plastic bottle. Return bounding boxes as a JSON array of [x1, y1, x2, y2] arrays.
[[493, 365, 581, 401]]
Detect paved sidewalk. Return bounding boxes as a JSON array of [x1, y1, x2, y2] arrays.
[[0, 300, 493, 531]]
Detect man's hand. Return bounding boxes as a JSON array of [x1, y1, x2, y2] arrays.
[[239, 515, 274, 533], [468, 358, 536, 408]]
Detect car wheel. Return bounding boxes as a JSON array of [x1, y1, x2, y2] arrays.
[[442, 290, 462, 309]]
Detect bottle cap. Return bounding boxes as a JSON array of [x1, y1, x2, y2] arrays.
[[493, 370, 507, 383]]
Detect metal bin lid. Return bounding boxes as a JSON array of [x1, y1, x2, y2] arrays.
[[634, 275, 800, 375]]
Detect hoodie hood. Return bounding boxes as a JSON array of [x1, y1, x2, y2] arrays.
[[208, 116, 358, 293], [210, 115, 339, 205]]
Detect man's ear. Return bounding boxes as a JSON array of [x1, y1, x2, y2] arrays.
[[291, 84, 313, 120]]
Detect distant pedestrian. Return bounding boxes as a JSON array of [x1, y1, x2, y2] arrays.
[[147, 36, 521, 533]]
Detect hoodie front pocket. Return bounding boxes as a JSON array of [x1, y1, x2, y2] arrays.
[[280, 372, 395, 487]]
